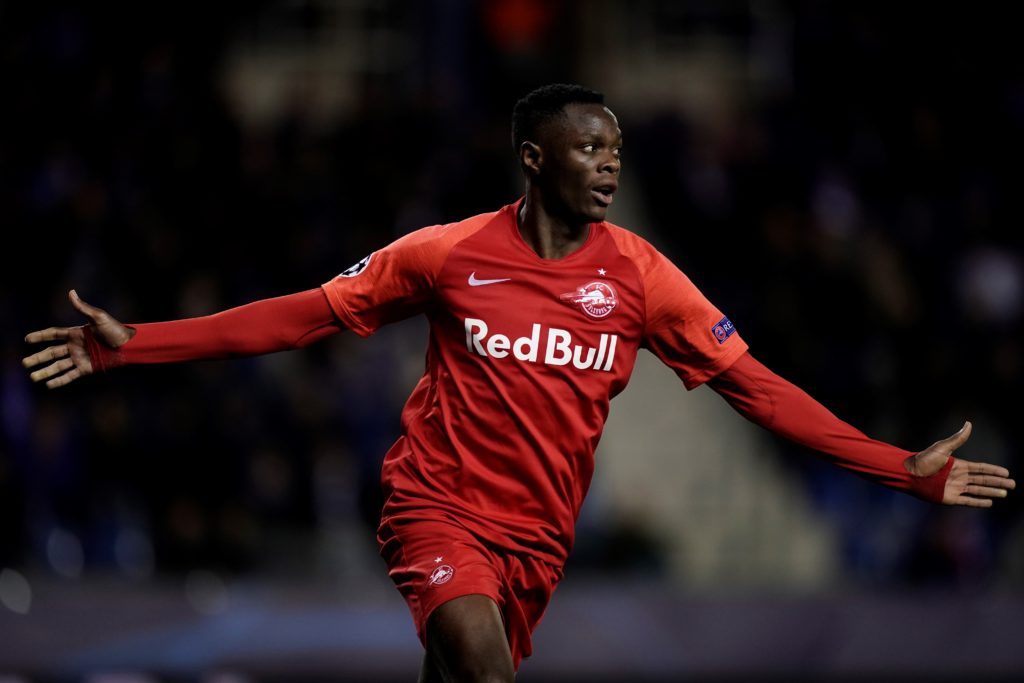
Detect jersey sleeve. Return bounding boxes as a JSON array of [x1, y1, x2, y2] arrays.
[[613, 231, 747, 389], [84, 288, 341, 371], [708, 352, 953, 503], [321, 224, 456, 336]]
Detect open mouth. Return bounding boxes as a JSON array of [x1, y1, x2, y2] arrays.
[[591, 183, 617, 207]]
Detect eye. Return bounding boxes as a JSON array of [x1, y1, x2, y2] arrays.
[[582, 144, 596, 153], [613, 147, 622, 159]]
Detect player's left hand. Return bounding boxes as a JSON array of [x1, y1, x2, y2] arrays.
[[905, 421, 1015, 507]]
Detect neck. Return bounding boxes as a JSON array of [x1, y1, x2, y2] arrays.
[[517, 191, 591, 260]]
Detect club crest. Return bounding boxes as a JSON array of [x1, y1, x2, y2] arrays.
[[428, 564, 455, 586], [560, 281, 618, 319]]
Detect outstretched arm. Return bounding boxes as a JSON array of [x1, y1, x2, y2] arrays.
[[708, 352, 1015, 507], [23, 288, 342, 389]]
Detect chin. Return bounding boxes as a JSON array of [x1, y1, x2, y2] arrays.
[[558, 198, 608, 225]]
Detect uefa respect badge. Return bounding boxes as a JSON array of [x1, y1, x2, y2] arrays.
[[711, 316, 736, 344]]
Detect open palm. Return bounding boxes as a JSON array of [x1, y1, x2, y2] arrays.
[[22, 290, 133, 389], [905, 422, 1015, 507]]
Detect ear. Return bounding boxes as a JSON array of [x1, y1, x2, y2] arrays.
[[519, 141, 542, 176]]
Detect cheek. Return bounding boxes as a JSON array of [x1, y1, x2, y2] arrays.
[[542, 158, 590, 203], [559, 162, 590, 191]]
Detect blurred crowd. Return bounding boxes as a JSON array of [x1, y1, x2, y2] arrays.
[[1, 1, 1021, 591]]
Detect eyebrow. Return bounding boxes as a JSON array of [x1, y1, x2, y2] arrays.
[[577, 127, 622, 139], [577, 133, 623, 144]]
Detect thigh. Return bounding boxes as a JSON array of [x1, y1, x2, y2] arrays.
[[423, 594, 514, 683]]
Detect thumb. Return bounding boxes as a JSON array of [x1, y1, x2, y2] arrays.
[[68, 289, 104, 322], [942, 421, 972, 451]]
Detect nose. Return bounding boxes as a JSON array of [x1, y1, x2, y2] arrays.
[[600, 153, 620, 175]]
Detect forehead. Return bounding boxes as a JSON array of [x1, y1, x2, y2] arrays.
[[549, 103, 621, 141]]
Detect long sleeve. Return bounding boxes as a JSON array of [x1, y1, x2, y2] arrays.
[[707, 351, 953, 502], [85, 288, 343, 371]]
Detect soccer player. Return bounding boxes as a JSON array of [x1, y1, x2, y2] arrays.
[[23, 84, 1015, 683]]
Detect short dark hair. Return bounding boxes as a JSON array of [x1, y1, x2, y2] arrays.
[[511, 83, 605, 152]]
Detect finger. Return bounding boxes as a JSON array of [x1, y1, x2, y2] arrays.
[[965, 485, 1010, 499], [21, 344, 69, 369], [969, 473, 1015, 489], [24, 327, 72, 344], [966, 461, 1011, 478], [29, 358, 75, 383], [46, 367, 82, 389], [69, 289, 105, 321], [941, 421, 972, 450], [951, 495, 993, 509]]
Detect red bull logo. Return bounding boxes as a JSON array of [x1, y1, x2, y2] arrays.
[[428, 564, 455, 586], [560, 281, 618, 319], [464, 318, 618, 372]]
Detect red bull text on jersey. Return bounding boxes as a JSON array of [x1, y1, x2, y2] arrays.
[[321, 200, 747, 565]]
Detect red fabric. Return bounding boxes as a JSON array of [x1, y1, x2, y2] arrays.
[[708, 352, 952, 502], [85, 288, 341, 371], [322, 200, 747, 567], [379, 514, 561, 670]]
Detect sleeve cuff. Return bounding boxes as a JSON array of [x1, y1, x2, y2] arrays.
[[681, 337, 750, 390], [320, 283, 373, 337], [83, 326, 127, 372], [907, 454, 955, 503]]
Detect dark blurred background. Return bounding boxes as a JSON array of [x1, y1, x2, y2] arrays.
[[1, 1, 1022, 681]]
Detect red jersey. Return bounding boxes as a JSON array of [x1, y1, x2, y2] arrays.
[[321, 200, 747, 565]]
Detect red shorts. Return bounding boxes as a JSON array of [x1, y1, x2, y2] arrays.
[[378, 514, 563, 669]]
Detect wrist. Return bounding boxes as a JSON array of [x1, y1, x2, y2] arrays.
[[83, 326, 129, 372], [905, 454, 955, 503]]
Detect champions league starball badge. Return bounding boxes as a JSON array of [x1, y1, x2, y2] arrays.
[[338, 253, 372, 278]]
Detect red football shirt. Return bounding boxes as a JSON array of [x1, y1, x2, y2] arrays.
[[322, 200, 748, 565]]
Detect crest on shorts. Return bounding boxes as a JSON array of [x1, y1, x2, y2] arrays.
[[429, 563, 455, 586], [338, 253, 372, 278], [560, 281, 618, 319]]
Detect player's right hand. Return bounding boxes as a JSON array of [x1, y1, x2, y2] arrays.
[[22, 290, 134, 389]]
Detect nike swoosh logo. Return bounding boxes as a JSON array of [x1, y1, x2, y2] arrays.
[[468, 272, 512, 287]]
